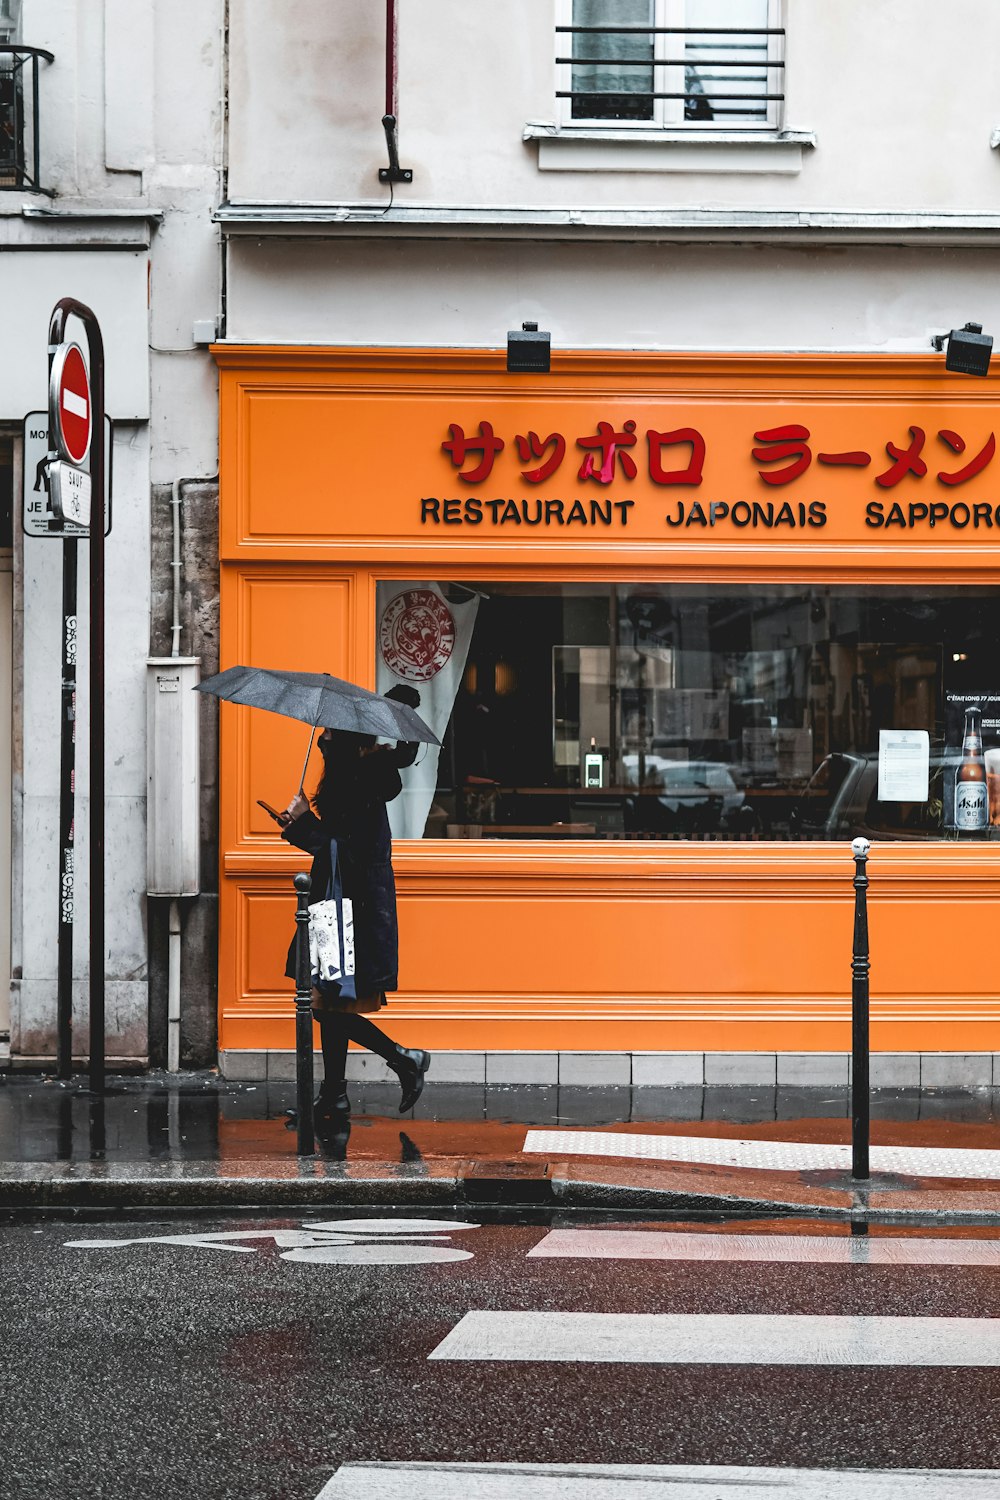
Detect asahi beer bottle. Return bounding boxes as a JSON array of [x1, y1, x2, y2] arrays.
[[956, 706, 989, 830]]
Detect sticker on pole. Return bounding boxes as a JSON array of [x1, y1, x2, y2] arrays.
[[50, 342, 92, 466]]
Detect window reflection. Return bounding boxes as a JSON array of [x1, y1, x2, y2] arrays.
[[383, 582, 1000, 842]]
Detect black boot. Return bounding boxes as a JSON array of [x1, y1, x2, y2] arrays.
[[284, 1082, 350, 1134], [316, 1080, 350, 1121], [391, 1047, 431, 1113]]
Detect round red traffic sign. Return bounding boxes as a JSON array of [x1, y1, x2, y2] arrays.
[[50, 342, 92, 465]]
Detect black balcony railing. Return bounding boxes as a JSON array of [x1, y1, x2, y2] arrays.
[[557, 24, 784, 125], [0, 45, 54, 191]]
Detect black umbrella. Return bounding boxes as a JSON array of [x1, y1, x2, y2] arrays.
[[196, 664, 439, 794]]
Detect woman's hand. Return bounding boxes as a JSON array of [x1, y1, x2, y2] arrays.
[[283, 792, 310, 824]]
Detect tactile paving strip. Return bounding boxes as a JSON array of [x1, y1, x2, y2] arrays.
[[522, 1129, 1000, 1180]]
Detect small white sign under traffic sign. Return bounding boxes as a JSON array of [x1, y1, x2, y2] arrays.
[[22, 412, 112, 537], [48, 461, 92, 527]]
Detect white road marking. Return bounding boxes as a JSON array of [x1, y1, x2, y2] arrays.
[[283, 1244, 474, 1265], [309, 1218, 479, 1234], [62, 388, 88, 420], [429, 1311, 1000, 1366], [315, 1461, 1000, 1498], [528, 1228, 1000, 1266], [523, 1129, 1000, 1180], [65, 1217, 480, 1258], [65, 1229, 292, 1253]]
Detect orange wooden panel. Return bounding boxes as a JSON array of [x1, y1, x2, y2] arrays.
[[220, 569, 356, 849], [217, 348, 1000, 577], [220, 845, 1000, 1054], [218, 566, 358, 1028]]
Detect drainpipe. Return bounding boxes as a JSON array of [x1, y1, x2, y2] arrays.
[[161, 476, 214, 1071], [168, 897, 182, 1072], [170, 477, 185, 659], [168, 477, 188, 1071]]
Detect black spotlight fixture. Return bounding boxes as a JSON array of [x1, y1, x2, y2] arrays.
[[507, 321, 550, 373], [944, 321, 993, 377]]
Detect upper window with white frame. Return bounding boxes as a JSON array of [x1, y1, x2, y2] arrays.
[[556, 0, 783, 131]]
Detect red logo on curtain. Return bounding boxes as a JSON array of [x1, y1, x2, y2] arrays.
[[379, 589, 456, 682]]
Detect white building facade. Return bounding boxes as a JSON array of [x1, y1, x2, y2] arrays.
[[8, 1, 1000, 1078], [2, 0, 222, 1068]]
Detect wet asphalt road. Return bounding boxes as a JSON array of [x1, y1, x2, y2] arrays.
[[3, 1210, 1000, 1500]]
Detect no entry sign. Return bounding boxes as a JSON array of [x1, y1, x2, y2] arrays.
[[49, 341, 92, 465]]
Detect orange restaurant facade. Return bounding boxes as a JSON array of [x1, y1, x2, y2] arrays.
[[213, 344, 1000, 1069]]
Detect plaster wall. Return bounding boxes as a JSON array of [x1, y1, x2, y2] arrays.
[[225, 0, 1000, 212], [5, 0, 224, 1057], [146, 0, 224, 481], [225, 239, 1000, 354], [12, 423, 151, 1058], [11, 0, 223, 474], [0, 251, 150, 420]]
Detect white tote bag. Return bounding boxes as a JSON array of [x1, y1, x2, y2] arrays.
[[307, 839, 356, 991], [307, 897, 355, 984]]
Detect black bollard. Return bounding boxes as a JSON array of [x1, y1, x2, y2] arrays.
[[850, 836, 871, 1182], [293, 871, 315, 1155]]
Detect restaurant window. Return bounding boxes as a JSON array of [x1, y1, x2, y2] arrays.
[[375, 581, 1000, 843], [557, 0, 783, 128]]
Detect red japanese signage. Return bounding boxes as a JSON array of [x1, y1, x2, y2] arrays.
[[423, 413, 1000, 535], [223, 351, 1000, 556]]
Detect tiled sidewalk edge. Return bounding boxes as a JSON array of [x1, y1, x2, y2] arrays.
[[3, 1158, 1000, 1223], [217, 1050, 1000, 1089]]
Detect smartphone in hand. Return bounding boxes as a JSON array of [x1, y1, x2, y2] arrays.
[[257, 799, 286, 824]]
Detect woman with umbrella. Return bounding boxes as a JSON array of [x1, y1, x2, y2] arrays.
[[276, 683, 432, 1131], [197, 665, 438, 1135]]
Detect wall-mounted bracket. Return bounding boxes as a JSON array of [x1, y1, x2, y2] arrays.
[[379, 113, 412, 185]]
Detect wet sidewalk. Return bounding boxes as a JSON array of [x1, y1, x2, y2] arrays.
[[5, 1070, 1000, 1221]]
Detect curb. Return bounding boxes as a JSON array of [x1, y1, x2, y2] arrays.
[[4, 1159, 1000, 1222]]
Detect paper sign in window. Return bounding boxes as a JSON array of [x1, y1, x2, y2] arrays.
[[878, 729, 929, 802]]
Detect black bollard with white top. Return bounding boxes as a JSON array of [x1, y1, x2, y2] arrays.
[[850, 836, 871, 1182], [293, 871, 315, 1155]]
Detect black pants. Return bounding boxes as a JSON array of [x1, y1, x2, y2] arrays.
[[316, 1011, 401, 1089]]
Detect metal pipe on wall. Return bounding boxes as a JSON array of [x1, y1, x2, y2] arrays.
[[167, 897, 181, 1071], [160, 475, 212, 1070], [385, 0, 397, 119]]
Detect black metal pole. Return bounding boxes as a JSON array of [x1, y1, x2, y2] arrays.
[[851, 836, 871, 1182], [55, 538, 77, 1078], [48, 299, 105, 1094], [88, 314, 106, 1095], [293, 871, 315, 1155]]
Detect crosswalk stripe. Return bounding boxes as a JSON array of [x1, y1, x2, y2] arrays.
[[428, 1311, 1000, 1366], [522, 1129, 1000, 1180], [315, 1461, 1000, 1498], [528, 1228, 1000, 1266]]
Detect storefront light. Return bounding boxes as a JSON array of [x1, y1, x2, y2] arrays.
[[943, 322, 993, 377], [507, 321, 551, 373]]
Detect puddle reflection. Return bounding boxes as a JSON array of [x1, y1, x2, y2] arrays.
[[4, 1075, 1000, 1165]]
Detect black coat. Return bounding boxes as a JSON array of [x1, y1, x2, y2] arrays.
[[281, 744, 414, 995]]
